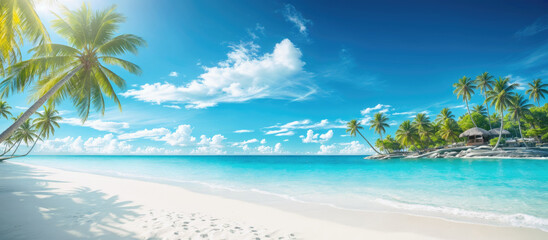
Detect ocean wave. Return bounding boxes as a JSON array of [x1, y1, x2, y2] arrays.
[[375, 198, 548, 232]]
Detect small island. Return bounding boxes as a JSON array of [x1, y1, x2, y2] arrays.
[[343, 74, 548, 160]]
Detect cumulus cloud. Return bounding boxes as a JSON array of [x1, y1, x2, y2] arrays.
[[38, 134, 132, 154], [300, 129, 333, 143], [260, 139, 266, 144], [134, 146, 182, 155], [60, 118, 129, 133], [283, 4, 311, 36], [159, 125, 196, 146], [192, 134, 226, 154], [318, 144, 336, 154], [339, 141, 373, 155], [122, 39, 314, 109], [257, 143, 282, 154]]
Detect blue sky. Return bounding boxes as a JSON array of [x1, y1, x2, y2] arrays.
[[2, 0, 547, 155]]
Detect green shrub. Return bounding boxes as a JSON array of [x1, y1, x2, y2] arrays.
[[489, 137, 506, 146]]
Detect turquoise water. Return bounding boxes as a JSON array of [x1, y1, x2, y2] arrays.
[[16, 155, 548, 231]]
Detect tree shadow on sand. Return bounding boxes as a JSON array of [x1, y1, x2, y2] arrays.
[[0, 162, 142, 240]]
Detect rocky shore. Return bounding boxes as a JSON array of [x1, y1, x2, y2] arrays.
[[366, 146, 548, 159]]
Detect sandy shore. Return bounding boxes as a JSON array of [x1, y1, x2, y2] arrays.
[[0, 161, 546, 240]]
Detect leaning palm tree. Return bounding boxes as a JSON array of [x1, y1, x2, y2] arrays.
[[485, 77, 518, 150], [507, 94, 534, 140], [472, 105, 487, 117], [435, 107, 455, 124], [19, 106, 61, 156], [453, 76, 477, 127], [346, 119, 381, 154], [0, 100, 12, 119], [10, 118, 38, 156], [0, 0, 50, 72], [369, 112, 389, 140], [412, 113, 432, 149], [0, 4, 146, 144], [525, 78, 548, 107], [395, 120, 418, 151], [475, 72, 495, 129]]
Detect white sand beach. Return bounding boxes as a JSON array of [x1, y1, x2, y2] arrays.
[[0, 161, 546, 240]]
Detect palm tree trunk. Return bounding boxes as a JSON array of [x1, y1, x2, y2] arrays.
[[357, 130, 381, 155], [21, 138, 40, 156], [492, 110, 504, 150], [465, 99, 477, 127], [1, 141, 17, 156], [10, 141, 22, 157], [0, 66, 82, 144], [484, 96, 492, 130]]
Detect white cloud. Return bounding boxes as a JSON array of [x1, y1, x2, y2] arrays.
[[339, 141, 374, 155], [159, 124, 196, 146], [164, 105, 181, 109], [118, 128, 171, 140], [266, 119, 343, 136], [232, 138, 258, 150], [283, 4, 311, 36], [84, 134, 132, 154], [60, 118, 130, 133], [256, 143, 282, 154], [360, 104, 391, 115], [39, 134, 133, 154], [505, 74, 527, 90], [169, 71, 179, 77], [276, 131, 295, 136], [283, 139, 289, 142], [260, 139, 266, 144], [234, 129, 254, 133], [301, 129, 333, 143], [318, 144, 336, 154], [122, 39, 314, 109], [38, 136, 84, 153], [192, 134, 226, 154], [134, 146, 182, 155]]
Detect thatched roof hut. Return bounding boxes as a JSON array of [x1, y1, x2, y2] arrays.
[[459, 127, 491, 138], [489, 128, 510, 136], [459, 127, 491, 146]]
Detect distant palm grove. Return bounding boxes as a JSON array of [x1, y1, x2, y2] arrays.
[[0, 1, 144, 160], [347, 73, 548, 154]]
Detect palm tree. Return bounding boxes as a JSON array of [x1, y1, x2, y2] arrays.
[[525, 78, 548, 107], [472, 105, 487, 117], [485, 77, 518, 150], [453, 76, 477, 127], [435, 108, 455, 124], [0, 100, 12, 119], [475, 72, 495, 129], [438, 119, 461, 143], [369, 113, 389, 140], [412, 113, 432, 149], [507, 94, 534, 140], [396, 120, 418, 151], [346, 119, 381, 154], [0, 0, 50, 71], [20, 106, 61, 156], [0, 4, 146, 144], [10, 119, 38, 156]]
